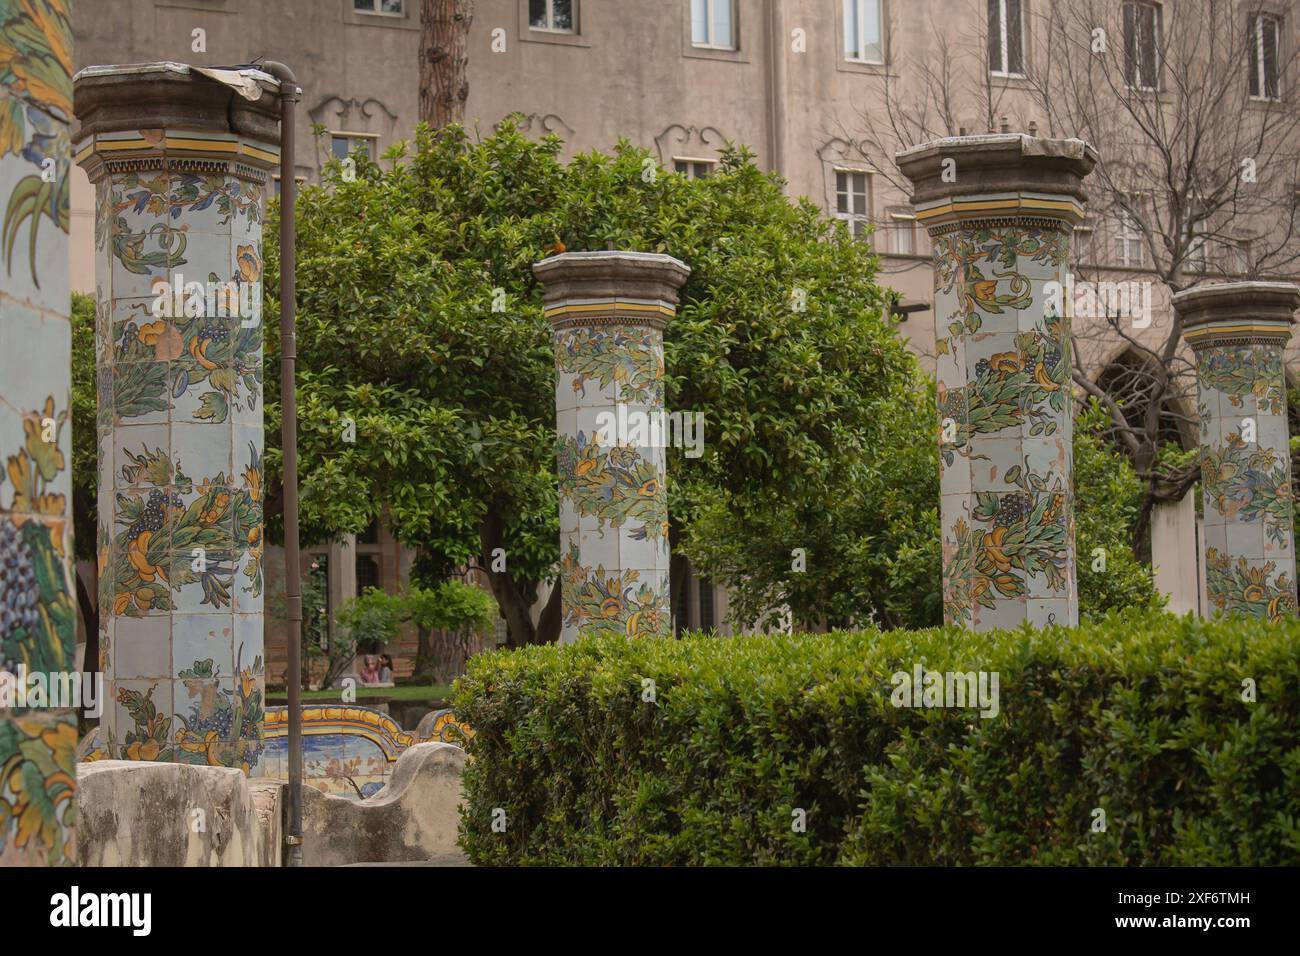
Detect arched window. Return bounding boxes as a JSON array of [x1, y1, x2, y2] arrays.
[[1093, 348, 1194, 460]]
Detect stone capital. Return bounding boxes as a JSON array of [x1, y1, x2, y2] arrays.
[[533, 251, 691, 330], [1173, 281, 1300, 350], [73, 62, 282, 183], [896, 134, 1099, 231]]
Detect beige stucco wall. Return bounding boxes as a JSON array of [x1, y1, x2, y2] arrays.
[[71, 0, 1300, 389], [68, 1, 1300, 626]]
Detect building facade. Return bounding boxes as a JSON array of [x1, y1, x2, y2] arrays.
[[70, 0, 1300, 649]]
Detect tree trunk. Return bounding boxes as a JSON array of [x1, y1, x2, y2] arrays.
[[419, 0, 474, 128], [535, 579, 562, 645], [412, 623, 435, 680], [479, 510, 537, 646]]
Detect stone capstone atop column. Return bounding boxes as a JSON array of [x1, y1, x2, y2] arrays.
[[896, 134, 1099, 230], [1173, 281, 1300, 349], [73, 61, 282, 184], [533, 251, 691, 330]]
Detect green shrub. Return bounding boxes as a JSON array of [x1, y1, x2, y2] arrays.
[[452, 611, 1300, 865]]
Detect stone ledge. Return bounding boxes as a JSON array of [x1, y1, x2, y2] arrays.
[[77, 760, 282, 867], [302, 743, 466, 866]]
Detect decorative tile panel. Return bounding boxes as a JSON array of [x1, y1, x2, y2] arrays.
[[1174, 283, 1300, 622], [74, 63, 281, 773], [897, 135, 1099, 631], [0, 0, 76, 866], [534, 253, 690, 643]]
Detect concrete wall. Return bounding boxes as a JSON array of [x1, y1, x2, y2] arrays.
[[77, 740, 466, 865], [76, 760, 283, 866], [302, 742, 466, 866]]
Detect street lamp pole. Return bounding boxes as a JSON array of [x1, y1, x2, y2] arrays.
[[261, 60, 304, 868]]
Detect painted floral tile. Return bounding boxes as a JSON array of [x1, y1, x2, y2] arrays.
[[932, 222, 1077, 628]]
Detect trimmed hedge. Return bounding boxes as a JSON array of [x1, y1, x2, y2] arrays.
[[451, 612, 1300, 865]]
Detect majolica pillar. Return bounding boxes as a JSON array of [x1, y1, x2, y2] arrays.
[[74, 63, 280, 773], [1173, 282, 1300, 622], [534, 251, 690, 643], [0, 0, 76, 867], [897, 135, 1098, 630]]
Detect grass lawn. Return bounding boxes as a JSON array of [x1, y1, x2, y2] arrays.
[[265, 684, 454, 703]]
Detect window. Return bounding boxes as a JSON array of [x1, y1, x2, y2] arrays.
[[987, 0, 1024, 75], [530, 0, 575, 32], [331, 132, 376, 161], [1232, 238, 1253, 274], [356, 554, 381, 592], [1123, 2, 1162, 91], [1073, 220, 1095, 262], [835, 169, 871, 239], [1114, 211, 1145, 267], [888, 206, 917, 255], [271, 174, 307, 199], [304, 556, 330, 649], [691, 0, 734, 49], [674, 158, 714, 179], [354, 0, 403, 14], [843, 0, 883, 64], [1249, 13, 1282, 101], [698, 577, 715, 631]]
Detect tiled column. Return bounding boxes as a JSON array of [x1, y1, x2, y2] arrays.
[[897, 134, 1098, 630], [533, 252, 690, 643], [0, 0, 76, 866], [1174, 282, 1300, 622], [74, 63, 280, 773]]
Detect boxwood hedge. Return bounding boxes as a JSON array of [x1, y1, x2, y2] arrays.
[[450, 612, 1300, 865]]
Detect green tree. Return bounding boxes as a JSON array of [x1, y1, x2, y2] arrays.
[[688, 389, 1163, 630], [71, 292, 98, 661], [1074, 400, 1166, 620], [262, 120, 916, 643]]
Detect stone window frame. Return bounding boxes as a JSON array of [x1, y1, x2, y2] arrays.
[[830, 165, 874, 242], [1113, 209, 1147, 269], [987, 0, 1028, 78], [355, 518, 387, 597], [343, 0, 417, 29], [683, 0, 747, 62], [157, 0, 231, 10], [1247, 9, 1285, 102], [520, 0, 589, 46], [329, 130, 380, 162], [836, 0, 891, 76], [673, 156, 716, 179], [270, 173, 308, 200], [885, 205, 919, 257], [527, 0, 578, 33], [353, 0, 407, 17], [690, 0, 738, 50], [1072, 218, 1097, 267], [1123, 0, 1164, 93]]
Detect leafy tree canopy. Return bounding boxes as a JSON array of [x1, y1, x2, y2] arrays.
[[261, 119, 916, 641]]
